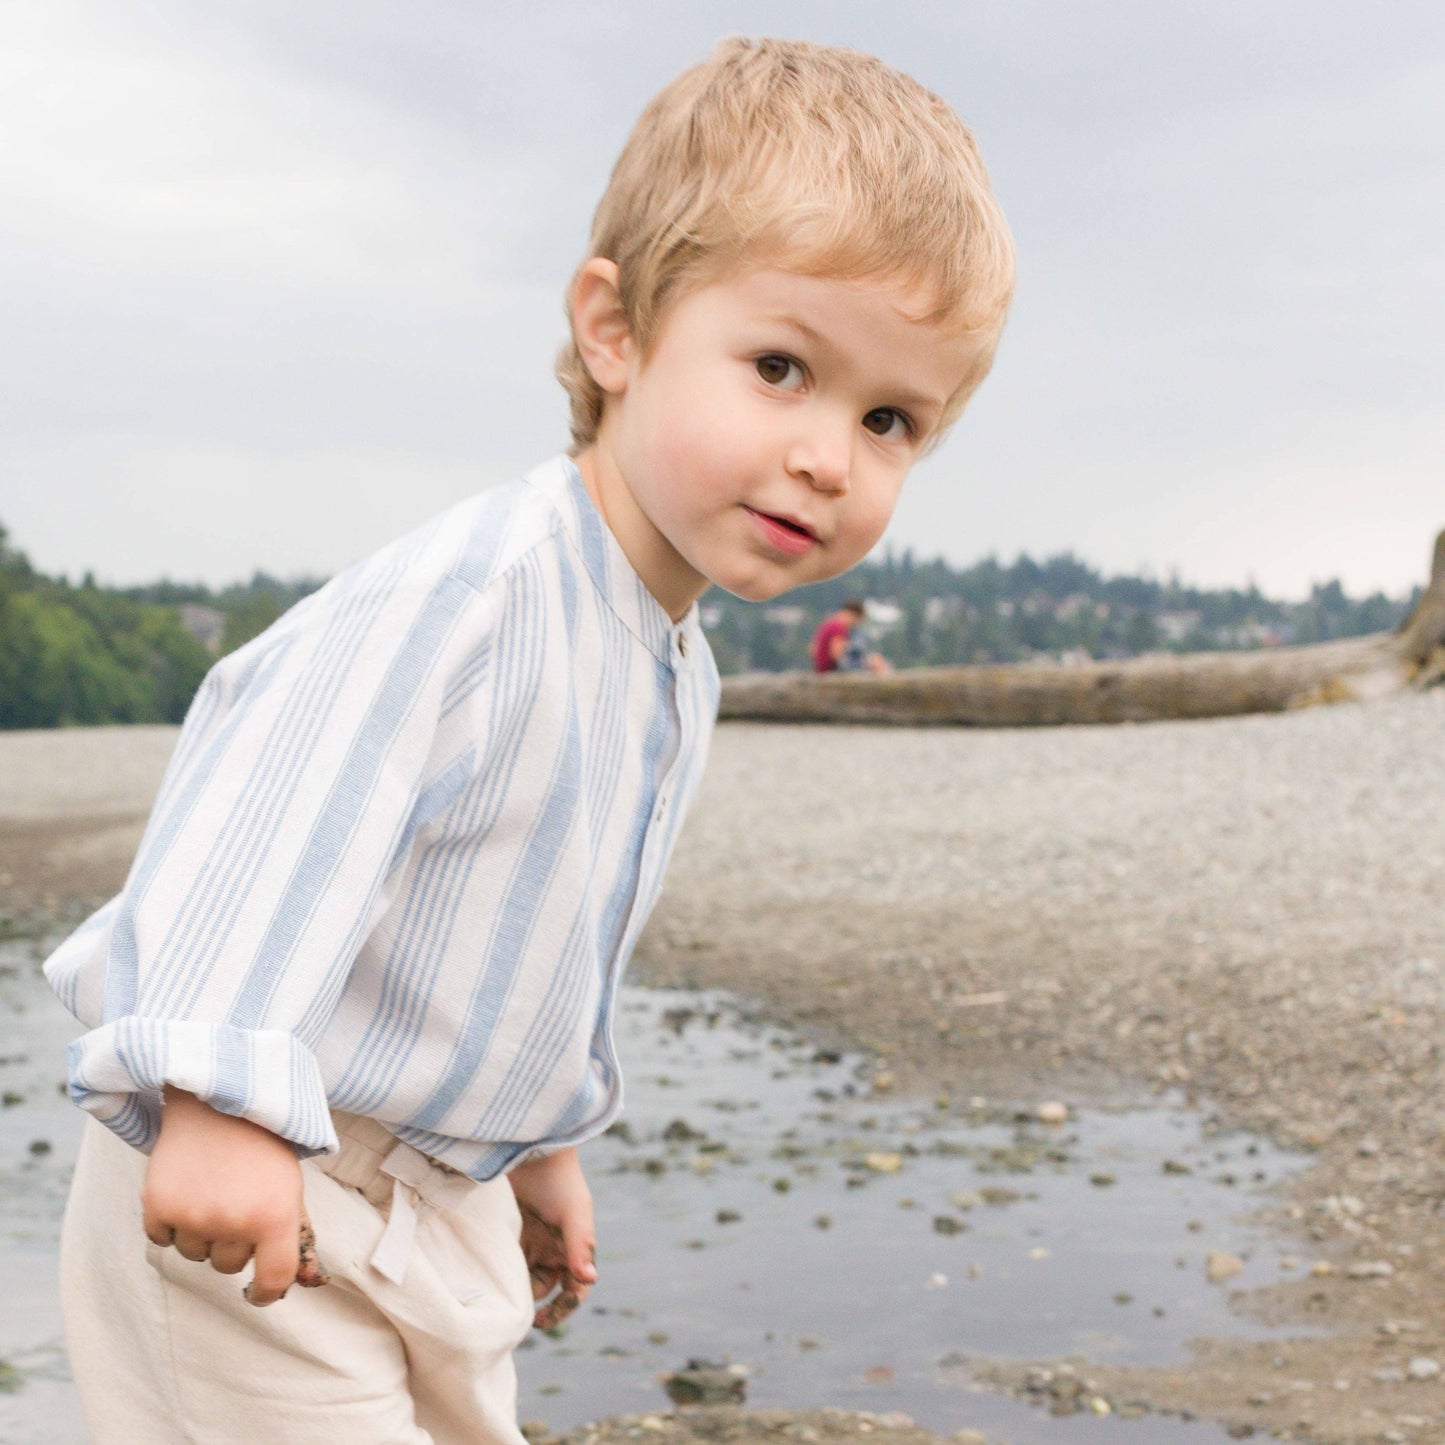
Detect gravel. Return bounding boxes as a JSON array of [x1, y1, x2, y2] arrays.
[[5, 691, 1445, 1443]]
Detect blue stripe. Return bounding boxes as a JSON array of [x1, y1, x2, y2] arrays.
[[227, 575, 471, 1030], [334, 559, 549, 1113], [410, 563, 584, 1131]]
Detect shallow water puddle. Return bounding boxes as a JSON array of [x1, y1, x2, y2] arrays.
[[1, 939, 1307, 1443], [0, 935, 89, 1445], [517, 988, 1312, 1441]]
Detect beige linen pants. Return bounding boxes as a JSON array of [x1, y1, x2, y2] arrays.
[[60, 1112, 534, 1444]]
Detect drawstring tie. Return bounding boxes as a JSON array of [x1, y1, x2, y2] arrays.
[[369, 1138, 476, 1285]]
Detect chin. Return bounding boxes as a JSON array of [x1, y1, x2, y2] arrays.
[[717, 577, 793, 603]]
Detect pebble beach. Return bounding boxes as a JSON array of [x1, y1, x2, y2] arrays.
[[3, 691, 1444, 1443]]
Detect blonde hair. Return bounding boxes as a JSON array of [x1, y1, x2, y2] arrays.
[[557, 36, 1015, 450]]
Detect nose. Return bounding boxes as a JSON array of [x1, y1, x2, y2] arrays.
[[785, 410, 851, 494]]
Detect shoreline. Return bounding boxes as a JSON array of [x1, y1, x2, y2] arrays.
[[5, 701, 1445, 1443]]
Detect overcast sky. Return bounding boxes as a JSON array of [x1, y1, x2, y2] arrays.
[[3, 1, 1442, 600]]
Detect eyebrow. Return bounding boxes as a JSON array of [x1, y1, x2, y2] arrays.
[[762, 315, 948, 416]]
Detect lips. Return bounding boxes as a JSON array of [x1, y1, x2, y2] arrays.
[[745, 506, 818, 556]]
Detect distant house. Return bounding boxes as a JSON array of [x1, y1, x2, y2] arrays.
[[178, 603, 226, 655], [864, 599, 903, 630], [763, 604, 809, 628], [1156, 610, 1202, 643]]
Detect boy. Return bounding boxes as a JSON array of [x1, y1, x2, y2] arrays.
[[45, 35, 1013, 1444]]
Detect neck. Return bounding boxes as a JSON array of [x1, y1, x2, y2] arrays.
[[572, 446, 704, 623]]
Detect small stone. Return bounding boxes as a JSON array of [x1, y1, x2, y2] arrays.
[[924, 1272, 948, 1290], [662, 1361, 747, 1405], [716, 1209, 741, 1225], [1346, 1260, 1394, 1279], [1310, 1260, 1333, 1276], [1372, 1368, 1406, 1384], [952, 1432, 986, 1445], [1407, 1357, 1440, 1381], [932, 1216, 967, 1236], [864, 1152, 903, 1173], [1088, 1396, 1111, 1415], [1206, 1251, 1245, 1283], [1037, 1101, 1069, 1125], [977, 1186, 1020, 1206], [27, 1139, 51, 1157], [813, 1213, 833, 1230], [1089, 1172, 1117, 1187]]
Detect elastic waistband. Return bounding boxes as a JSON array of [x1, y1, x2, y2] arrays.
[[313, 1110, 412, 1196]]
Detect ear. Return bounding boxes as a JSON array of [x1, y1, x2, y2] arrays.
[[571, 258, 634, 396]]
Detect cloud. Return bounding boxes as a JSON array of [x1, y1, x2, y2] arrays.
[[3, 0, 1443, 600]]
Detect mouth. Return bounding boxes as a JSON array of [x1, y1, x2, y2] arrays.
[[744, 506, 818, 555]]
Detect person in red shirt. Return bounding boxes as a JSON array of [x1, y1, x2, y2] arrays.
[[811, 599, 890, 673]]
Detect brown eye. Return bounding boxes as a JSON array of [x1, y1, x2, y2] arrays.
[[756, 354, 802, 388], [863, 407, 910, 438]]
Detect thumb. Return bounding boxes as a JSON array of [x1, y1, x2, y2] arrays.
[[561, 1203, 597, 1284]]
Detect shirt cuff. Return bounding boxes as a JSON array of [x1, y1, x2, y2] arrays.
[[65, 1018, 340, 1159]]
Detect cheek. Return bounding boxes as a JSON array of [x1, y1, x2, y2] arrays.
[[642, 407, 740, 497], [845, 486, 904, 552]]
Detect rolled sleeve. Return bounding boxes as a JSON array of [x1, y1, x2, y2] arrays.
[[66, 1020, 337, 1156]]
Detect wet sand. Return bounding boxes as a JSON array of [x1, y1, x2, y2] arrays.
[[3, 696, 1445, 1444]]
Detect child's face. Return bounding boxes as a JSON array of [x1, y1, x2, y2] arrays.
[[577, 264, 982, 620]]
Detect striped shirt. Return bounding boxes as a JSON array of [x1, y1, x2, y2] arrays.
[[44, 455, 720, 1180]]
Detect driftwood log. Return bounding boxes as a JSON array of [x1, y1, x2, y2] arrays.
[[718, 529, 1445, 727]]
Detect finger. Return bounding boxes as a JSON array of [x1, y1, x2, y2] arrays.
[[560, 1208, 597, 1286], [528, 1262, 561, 1302], [295, 1211, 330, 1288], [533, 1288, 582, 1331], [244, 1225, 299, 1308], [141, 1197, 177, 1249], [172, 1229, 211, 1264], [209, 1240, 254, 1276], [569, 1244, 598, 1286]]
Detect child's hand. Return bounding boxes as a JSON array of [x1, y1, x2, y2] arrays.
[[141, 1085, 329, 1307], [507, 1146, 597, 1329]]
